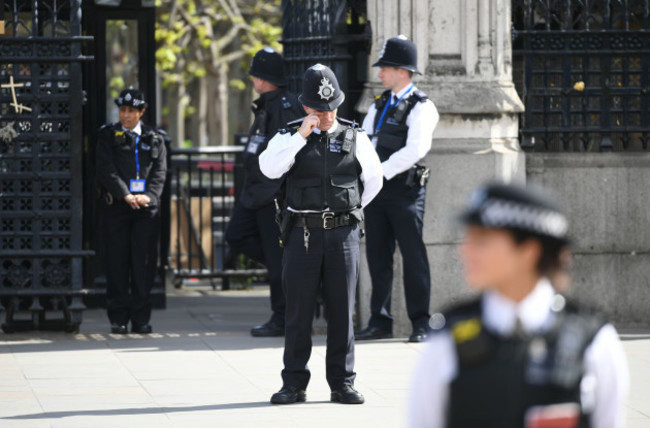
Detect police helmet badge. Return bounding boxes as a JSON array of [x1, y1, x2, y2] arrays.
[[317, 77, 335, 101], [124, 92, 132, 102], [379, 40, 388, 60]]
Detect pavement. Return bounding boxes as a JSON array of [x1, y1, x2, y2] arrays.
[[0, 287, 648, 428]]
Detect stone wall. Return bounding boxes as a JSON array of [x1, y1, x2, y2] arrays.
[[527, 154, 650, 328], [357, 0, 526, 337], [357, 0, 650, 336]]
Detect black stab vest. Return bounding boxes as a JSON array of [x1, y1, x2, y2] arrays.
[[285, 122, 362, 213], [372, 89, 427, 162], [441, 298, 606, 428]]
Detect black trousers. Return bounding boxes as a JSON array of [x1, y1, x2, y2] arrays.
[[225, 202, 285, 324], [364, 179, 431, 332], [100, 201, 160, 326], [281, 224, 360, 390]]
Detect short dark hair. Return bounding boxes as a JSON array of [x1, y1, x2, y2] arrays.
[[509, 229, 568, 277]]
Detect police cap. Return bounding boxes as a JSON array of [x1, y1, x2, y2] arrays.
[[459, 182, 569, 242], [298, 64, 345, 112], [115, 88, 147, 110], [372, 35, 421, 74], [249, 47, 288, 87]]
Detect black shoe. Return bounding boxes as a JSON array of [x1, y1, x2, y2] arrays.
[[408, 327, 428, 343], [251, 320, 284, 337], [270, 386, 306, 405], [355, 326, 393, 341], [132, 324, 153, 334], [110, 324, 128, 335], [330, 385, 365, 404]]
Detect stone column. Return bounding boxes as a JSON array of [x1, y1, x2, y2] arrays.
[[357, 0, 525, 336]]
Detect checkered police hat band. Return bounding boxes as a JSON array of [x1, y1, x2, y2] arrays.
[[479, 199, 568, 239]]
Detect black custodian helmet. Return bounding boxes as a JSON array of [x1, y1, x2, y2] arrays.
[[248, 47, 288, 87], [372, 35, 421, 74], [298, 64, 345, 112], [115, 88, 148, 110], [459, 182, 569, 243]]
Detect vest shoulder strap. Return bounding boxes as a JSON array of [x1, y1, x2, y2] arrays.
[[436, 298, 489, 367], [373, 90, 392, 111], [557, 299, 608, 346]]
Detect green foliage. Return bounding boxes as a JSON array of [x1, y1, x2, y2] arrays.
[[155, 0, 283, 91]]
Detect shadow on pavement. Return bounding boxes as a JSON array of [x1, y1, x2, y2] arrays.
[[0, 401, 278, 420], [0, 292, 289, 353]]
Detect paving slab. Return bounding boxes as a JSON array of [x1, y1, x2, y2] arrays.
[[0, 288, 648, 427]]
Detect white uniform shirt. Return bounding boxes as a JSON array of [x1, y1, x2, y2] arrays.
[[122, 121, 142, 135], [362, 85, 439, 180], [259, 120, 384, 211], [407, 279, 629, 428]]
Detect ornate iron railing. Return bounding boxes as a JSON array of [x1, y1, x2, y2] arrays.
[[0, 0, 93, 332], [512, 0, 650, 152], [281, 0, 370, 121], [168, 145, 268, 290]]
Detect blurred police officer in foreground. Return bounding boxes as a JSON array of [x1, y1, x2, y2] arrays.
[[96, 89, 167, 335], [408, 182, 629, 428], [225, 48, 304, 337], [356, 35, 440, 343], [259, 64, 383, 405]]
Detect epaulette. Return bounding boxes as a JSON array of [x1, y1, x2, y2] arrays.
[[98, 122, 117, 133], [155, 127, 169, 137], [337, 117, 361, 129], [286, 117, 303, 127], [279, 117, 303, 135], [428, 297, 482, 333], [411, 89, 428, 102], [280, 95, 293, 110]]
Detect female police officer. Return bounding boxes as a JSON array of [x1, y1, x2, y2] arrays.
[[408, 182, 629, 428], [96, 89, 167, 335]]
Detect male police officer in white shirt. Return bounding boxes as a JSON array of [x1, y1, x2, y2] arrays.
[[259, 64, 383, 405], [356, 35, 440, 343]]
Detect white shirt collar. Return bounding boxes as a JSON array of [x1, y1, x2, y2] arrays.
[[392, 83, 416, 99], [312, 120, 339, 135], [482, 278, 556, 336], [122, 121, 142, 136]]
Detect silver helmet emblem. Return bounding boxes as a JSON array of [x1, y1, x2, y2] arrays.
[[317, 77, 335, 101], [124, 93, 132, 102]]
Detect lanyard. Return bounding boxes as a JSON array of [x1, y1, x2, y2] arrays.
[[375, 84, 414, 132], [134, 135, 141, 179]]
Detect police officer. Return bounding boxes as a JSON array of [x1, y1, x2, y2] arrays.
[[259, 64, 383, 405], [356, 35, 440, 343], [96, 88, 167, 335], [408, 183, 629, 428], [225, 48, 304, 337]]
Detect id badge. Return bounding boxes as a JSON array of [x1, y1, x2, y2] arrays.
[[247, 134, 266, 154], [129, 179, 146, 193], [246, 140, 260, 154]]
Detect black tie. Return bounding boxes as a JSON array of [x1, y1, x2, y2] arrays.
[[392, 95, 398, 104]]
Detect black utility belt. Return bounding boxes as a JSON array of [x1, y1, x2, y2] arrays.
[[291, 212, 355, 230]]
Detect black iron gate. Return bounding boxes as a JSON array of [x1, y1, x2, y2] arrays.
[[512, 0, 650, 152], [0, 0, 92, 332], [281, 0, 370, 121]]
